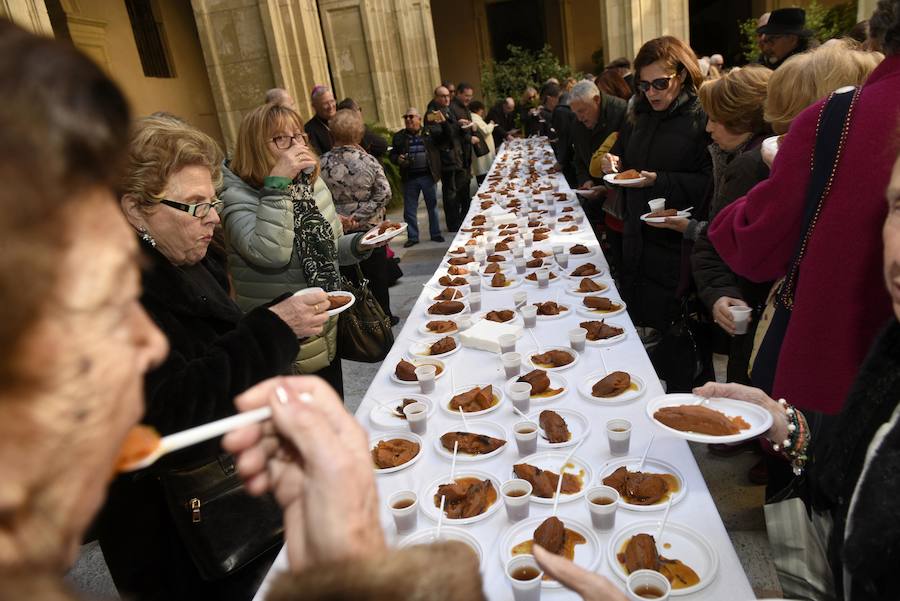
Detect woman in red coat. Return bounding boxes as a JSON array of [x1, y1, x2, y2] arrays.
[[708, 27, 899, 415]]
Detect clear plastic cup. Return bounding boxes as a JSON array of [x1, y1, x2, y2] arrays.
[[508, 382, 532, 414], [520, 305, 537, 328], [606, 418, 632, 455], [467, 274, 481, 293], [499, 333, 517, 354], [501, 352, 522, 379], [569, 327, 587, 352], [575, 213, 585, 225], [523, 232, 533, 247], [648, 198, 666, 212], [513, 420, 538, 456], [506, 554, 543, 601], [536, 268, 550, 289], [556, 251, 569, 269], [552, 244, 564, 255], [456, 315, 473, 331], [513, 291, 528, 309], [627, 570, 672, 601], [388, 490, 418, 533], [465, 245, 475, 257], [415, 365, 437, 395], [515, 258, 526, 274], [474, 250, 487, 266], [585, 485, 619, 530], [469, 292, 482, 312], [501, 479, 533, 522], [403, 401, 428, 434], [730, 306, 752, 335]]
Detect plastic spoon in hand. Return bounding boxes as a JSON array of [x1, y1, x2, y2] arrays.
[[117, 403, 289, 473], [636, 434, 655, 472]]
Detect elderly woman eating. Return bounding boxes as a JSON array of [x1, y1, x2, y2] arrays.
[[95, 115, 331, 600]]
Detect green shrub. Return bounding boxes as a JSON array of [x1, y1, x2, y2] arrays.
[[481, 44, 580, 106]]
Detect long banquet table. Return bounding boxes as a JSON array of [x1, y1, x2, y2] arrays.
[[254, 139, 755, 601]]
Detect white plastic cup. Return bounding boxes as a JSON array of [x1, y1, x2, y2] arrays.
[[606, 418, 632, 455], [501, 352, 522, 379], [556, 251, 569, 269], [536, 268, 550, 289], [456, 315, 473, 331], [523, 232, 533, 247], [585, 485, 619, 531], [730, 306, 752, 335], [469, 292, 482, 312], [501, 479, 533, 522], [512, 244, 525, 258], [552, 244, 564, 255], [648, 198, 666, 212], [508, 382, 532, 414], [575, 213, 585, 225], [403, 401, 428, 434], [569, 327, 587, 352], [486, 231, 496, 244], [388, 490, 419, 533], [515, 257, 527, 274], [499, 333, 517, 354], [465, 245, 475, 258], [513, 420, 538, 456], [467, 274, 482, 293], [415, 365, 437, 395], [627, 569, 672, 601], [476, 235, 486, 249], [513, 291, 528, 309], [475, 250, 487, 266], [520, 305, 538, 328], [505, 554, 543, 601]]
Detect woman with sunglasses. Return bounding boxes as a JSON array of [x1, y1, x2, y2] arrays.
[[600, 36, 712, 361], [97, 115, 330, 600], [221, 103, 380, 396]]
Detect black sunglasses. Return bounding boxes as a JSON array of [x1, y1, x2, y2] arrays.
[[636, 73, 678, 93]]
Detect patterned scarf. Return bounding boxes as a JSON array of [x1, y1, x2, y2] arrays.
[[288, 176, 341, 292]]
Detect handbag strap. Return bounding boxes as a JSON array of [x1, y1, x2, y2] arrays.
[[779, 86, 859, 309]]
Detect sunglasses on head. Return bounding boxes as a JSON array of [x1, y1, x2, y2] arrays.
[[636, 73, 678, 93]]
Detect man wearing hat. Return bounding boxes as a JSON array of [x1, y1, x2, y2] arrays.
[[757, 7, 815, 69]]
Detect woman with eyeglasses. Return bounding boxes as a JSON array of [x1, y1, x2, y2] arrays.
[[221, 103, 380, 396], [600, 36, 712, 381], [95, 115, 329, 600]]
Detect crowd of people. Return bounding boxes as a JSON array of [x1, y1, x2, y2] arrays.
[[0, 1, 899, 600]]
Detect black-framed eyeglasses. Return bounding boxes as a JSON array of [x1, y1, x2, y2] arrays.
[[159, 198, 223, 218], [403, 114, 418, 119], [636, 74, 678, 93], [270, 132, 309, 150]]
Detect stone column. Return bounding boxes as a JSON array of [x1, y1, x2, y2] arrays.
[[190, 0, 331, 152], [0, 0, 53, 35], [599, 0, 690, 63], [317, 0, 440, 131], [858, 0, 877, 22]]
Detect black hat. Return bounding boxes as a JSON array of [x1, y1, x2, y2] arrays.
[[757, 8, 812, 36]]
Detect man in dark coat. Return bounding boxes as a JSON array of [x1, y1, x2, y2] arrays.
[[304, 85, 336, 154], [524, 82, 561, 138], [486, 97, 517, 147], [551, 94, 577, 186], [390, 107, 443, 246], [425, 85, 465, 231], [757, 8, 815, 70], [568, 80, 627, 190], [445, 83, 479, 230]]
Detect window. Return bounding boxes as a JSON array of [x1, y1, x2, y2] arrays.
[[124, 0, 174, 78]]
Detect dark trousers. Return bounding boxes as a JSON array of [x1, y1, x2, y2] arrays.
[[340, 246, 393, 318], [440, 168, 470, 231], [403, 174, 440, 241], [315, 348, 344, 399]]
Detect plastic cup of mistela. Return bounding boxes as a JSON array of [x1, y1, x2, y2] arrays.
[[568, 327, 587, 352], [388, 489, 418, 533], [520, 305, 538, 328], [627, 569, 672, 601], [499, 333, 517, 354], [468, 292, 482, 312], [513, 419, 538, 455], [415, 365, 437, 395], [505, 554, 543, 601], [536, 268, 550, 289], [501, 352, 522, 378], [648, 198, 666, 212], [556, 251, 569, 269], [403, 401, 428, 434], [606, 418, 632, 455], [501, 479, 533, 522], [729, 306, 752, 335], [585, 484, 619, 531], [467, 274, 482, 293]]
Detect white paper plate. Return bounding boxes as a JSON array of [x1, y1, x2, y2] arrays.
[[433, 421, 509, 462], [483, 275, 522, 290], [512, 451, 593, 504], [389, 357, 447, 386], [324, 291, 355, 317], [529, 408, 590, 449], [443, 257, 478, 270], [418, 318, 461, 337], [370, 431, 424, 474], [576, 298, 627, 318], [499, 516, 601, 589], [640, 210, 692, 224], [603, 173, 646, 186], [646, 394, 774, 444], [565, 279, 611, 297], [409, 336, 461, 360], [399, 527, 484, 570], [505, 371, 568, 404], [533, 303, 572, 320], [608, 520, 719, 596], [471, 309, 523, 326], [597, 457, 687, 511], [441, 384, 505, 418], [526, 346, 579, 372], [579, 370, 645, 404], [563, 265, 605, 280], [573, 185, 606, 195], [522, 272, 563, 287], [421, 469, 503, 525], [566, 246, 597, 260], [368, 394, 434, 429], [428, 271, 472, 287], [428, 287, 469, 302], [424, 301, 468, 318], [362, 222, 408, 244], [555, 225, 584, 235], [577, 320, 628, 347]]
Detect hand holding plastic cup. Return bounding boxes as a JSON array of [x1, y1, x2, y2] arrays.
[[729, 306, 752, 335]]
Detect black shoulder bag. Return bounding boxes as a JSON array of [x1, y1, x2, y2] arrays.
[[338, 263, 395, 362]]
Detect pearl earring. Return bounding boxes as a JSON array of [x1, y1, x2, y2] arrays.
[[139, 226, 157, 248]]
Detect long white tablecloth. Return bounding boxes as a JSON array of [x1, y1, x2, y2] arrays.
[[254, 140, 755, 601]]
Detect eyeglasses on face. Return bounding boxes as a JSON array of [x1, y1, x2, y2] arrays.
[[403, 114, 418, 119], [636, 73, 678, 93], [159, 198, 223, 218], [270, 132, 309, 150]]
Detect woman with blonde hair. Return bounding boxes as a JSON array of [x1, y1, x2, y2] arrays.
[[222, 103, 381, 396]]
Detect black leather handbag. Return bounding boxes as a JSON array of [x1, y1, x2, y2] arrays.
[[472, 129, 490, 157], [337, 263, 395, 362], [160, 454, 283, 581]]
